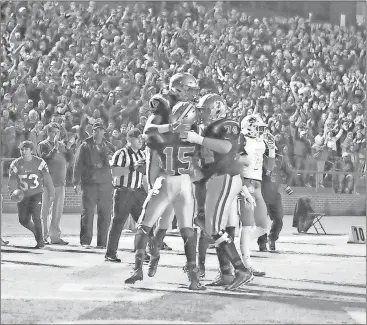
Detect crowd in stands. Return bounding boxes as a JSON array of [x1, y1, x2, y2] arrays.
[[1, 1, 366, 193]]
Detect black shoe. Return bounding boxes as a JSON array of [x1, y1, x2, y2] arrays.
[[226, 269, 253, 291], [95, 245, 106, 249], [105, 255, 121, 263], [43, 238, 50, 245], [125, 269, 143, 284], [35, 242, 45, 249], [259, 243, 268, 252]]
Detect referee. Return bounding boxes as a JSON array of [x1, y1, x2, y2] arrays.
[[105, 128, 147, 262]]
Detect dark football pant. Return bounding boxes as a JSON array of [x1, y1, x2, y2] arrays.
[[106, 187, 146, 258], [18, 192, 43, 244], [266, 192, 284, 242], [80, 183, 113, 247]]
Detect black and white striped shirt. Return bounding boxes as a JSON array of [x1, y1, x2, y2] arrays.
[[111, 145, 145, 189]]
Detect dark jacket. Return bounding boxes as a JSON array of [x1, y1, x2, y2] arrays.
[[73, 136, 114, 187]]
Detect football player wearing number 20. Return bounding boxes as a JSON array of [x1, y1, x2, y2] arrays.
[[181, 94, 256, 291], [8, 141, 55, 248], [125, 73, 205, 291]]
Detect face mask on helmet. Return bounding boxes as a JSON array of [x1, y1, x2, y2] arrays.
[[197, 94, 227, 124], [241, 115, 267, 138]]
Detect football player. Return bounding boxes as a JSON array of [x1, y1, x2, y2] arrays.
[[237, 115, 276, 276], [8, 141, 55, 248], [125, 73, 205, 290], [181, 94, 256, 291]]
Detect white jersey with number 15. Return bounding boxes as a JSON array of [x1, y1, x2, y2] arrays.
[[241, 136, 266, 181]]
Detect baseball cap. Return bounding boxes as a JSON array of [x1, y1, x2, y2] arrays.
[[92, 122, 105, 130], [18, 140, 34, 151], [127, 128, 141, 139]]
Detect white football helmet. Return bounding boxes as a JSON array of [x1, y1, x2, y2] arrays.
[[241, 114, 268, 138], [196, 93, 227, 124]]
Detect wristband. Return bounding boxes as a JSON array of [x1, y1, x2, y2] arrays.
[[195, 135, 204, 145], [158, 125, 171, 134]]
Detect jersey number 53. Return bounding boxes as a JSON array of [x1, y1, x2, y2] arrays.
[[18, 174, 40, 191]]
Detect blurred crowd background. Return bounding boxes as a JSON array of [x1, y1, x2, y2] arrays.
[[1, 1, 366, 194]]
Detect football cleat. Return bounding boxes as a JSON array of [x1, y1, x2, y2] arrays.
[[259, 243, 268, 252], [147, 255, 160, 277], [105, 255, 121, 263], [124, 269, 143, 284], [206, 271, 234, 287], [35, 242, 45, 249], [183, 264, 206, 291], [226, 269, 254, 291]]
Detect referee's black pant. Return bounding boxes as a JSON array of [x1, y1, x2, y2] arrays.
[[106, 186, 147, 258]]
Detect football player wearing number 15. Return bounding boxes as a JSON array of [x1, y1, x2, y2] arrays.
[[8, 141, 55, 249], [125, 73, 205, 291]]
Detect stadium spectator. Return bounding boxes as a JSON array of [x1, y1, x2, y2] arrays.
[[37, 122, 72, 245], [0, 0, 366, 194], [72, 121, 114, 249]]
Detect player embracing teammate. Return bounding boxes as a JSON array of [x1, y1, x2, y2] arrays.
[[124, 71, 283, 292]]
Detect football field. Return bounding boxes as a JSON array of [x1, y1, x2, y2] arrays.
[[1, 214, 366, 324]]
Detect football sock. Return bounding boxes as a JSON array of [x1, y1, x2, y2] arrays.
[[180, 227, 197, 265], [240, 226, 252, 268], [198, 229, 210, 265]]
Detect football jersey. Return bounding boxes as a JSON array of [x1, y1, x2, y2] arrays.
[[241, 135, 266, 181], [9, 156, 49, 197], [146, 92, 202, 177], [201, 118, 241, 177], [148, 125, 201, 177]]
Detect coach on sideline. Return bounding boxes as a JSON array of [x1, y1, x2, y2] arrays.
[[105, 128, 147, 262], [73, 121, 115, 249], [37, 122, 72, 245]]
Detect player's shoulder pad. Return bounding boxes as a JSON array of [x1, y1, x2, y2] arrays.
[[34, 156, 48, 171], [149, 94, 170, 111]]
